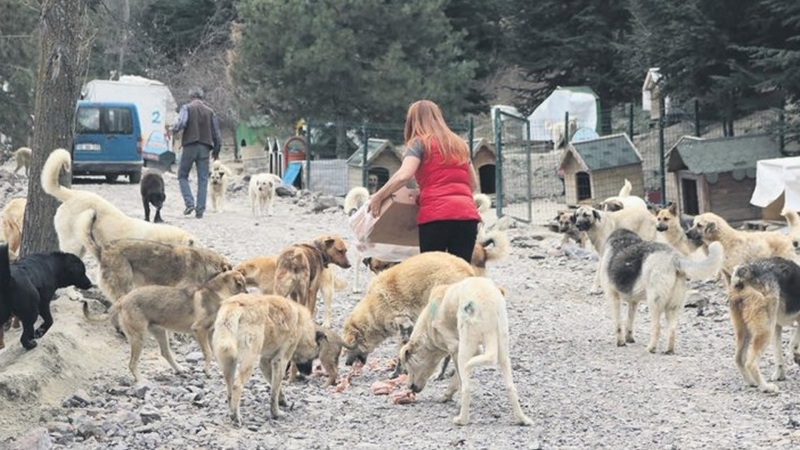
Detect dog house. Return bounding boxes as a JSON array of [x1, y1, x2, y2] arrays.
[[665, 134, 782, 223], [471, 138, 496, 195], [347, 138, 403, 193], [558, 133, 645, 207]]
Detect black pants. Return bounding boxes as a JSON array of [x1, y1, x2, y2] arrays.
[[418, 219, 479, 264]]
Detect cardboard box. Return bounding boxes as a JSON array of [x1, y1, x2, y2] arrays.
[[350, 186, 419, 247]]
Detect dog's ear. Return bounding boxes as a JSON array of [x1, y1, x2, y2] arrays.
[[315, 330, 327, 344], [593, 209, 601, 222], [393, 315, 414, 342], [570, 210, 577, 224], [362, 257, 372, 268], [324, 238, 335, 248], [668, 202, 678, 215], [399, 341, 416, 363], [704, 221, 717, 234]]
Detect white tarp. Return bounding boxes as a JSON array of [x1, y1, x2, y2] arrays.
[[81, 77, 177, 155], [527, 88, 597, 141], [750, 156, 800, 210]]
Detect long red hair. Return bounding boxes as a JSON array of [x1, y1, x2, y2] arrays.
[[404, 100, 469, 164]]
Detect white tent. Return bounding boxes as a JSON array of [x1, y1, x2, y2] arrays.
[[750, 156, 800, 210], [527, 87, 598, 141]]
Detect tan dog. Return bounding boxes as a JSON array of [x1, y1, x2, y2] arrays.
[[43, 148, 199, 258], [572, 204, 658, 293], [399, 278, 533, 426], [209, 160, 233, 213], [12, 147, 32, 177], [81, 210, 231, 302], [726, 257, 800, 394], [341, 251, 476, 374], [82, 270, 248, 382], [213, 294, 324, 425], [686, 212, 796, 283], [554, 210, 588, 249], [274, 235, 351, 324], [1, 198, 26, 260], [234, 254, 348, 327], [654, 202, 704, 256]]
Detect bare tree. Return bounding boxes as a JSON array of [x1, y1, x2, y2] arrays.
[[20, 0, 86, 256]]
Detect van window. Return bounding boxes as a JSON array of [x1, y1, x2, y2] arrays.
[[105, 107, 133, 134], [76, 107, 101, 133]]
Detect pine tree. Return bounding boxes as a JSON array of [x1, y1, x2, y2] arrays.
[[0, 0, 39, 150]]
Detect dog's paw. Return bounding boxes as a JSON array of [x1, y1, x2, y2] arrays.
[[615, 340, 626, 347], [646, 345, 657, 353], [516, 415, 534, 426], [33, 328, 46, 339], [589, 287, 603, 296], [759, 382, 779, 394], [452, 416, 469, 426], [21, 339, 37, 350], [625, 335, 635, 344], [438, 394, 454, 403], [663, 349, 675, 356]]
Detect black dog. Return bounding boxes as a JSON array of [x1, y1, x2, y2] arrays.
[[140, 170, 166, 223], [0, 244, 93, 350]]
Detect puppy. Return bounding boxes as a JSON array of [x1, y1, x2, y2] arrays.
[[341, 251, 476, 375], [140, 170, 166, 223], [2, 198, 26, 259], [213, 294, 324, 425], [12, 147, 32, 177], [0, 243, 93, 350], [274, 235, 351, 325], [572, 205, 658, 293], [554, 210, 588, 249], [599, 179, 648, 212], [399, 278, 533, 426], [655, 202, 703, 256], [83, 270, 247, 382], [42, 148, 200, 258], [249, 173, 281, 217], [209, 160, 233, 213], [726, 257, 800, 393], [234, 254, 348, 327], [686, 212, 796, 284], [316, 327, 359, 387], [600, 229, 723, 352], [80, 210, 231, 302]]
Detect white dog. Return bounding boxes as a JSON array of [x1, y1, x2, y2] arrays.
[[398, 277, 533, 426], [249, 173, 281, 217], [599, 179, 649, 212], [209, 160, 233, 213]]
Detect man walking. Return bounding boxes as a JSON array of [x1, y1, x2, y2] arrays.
[[169, 88, 221, 219]]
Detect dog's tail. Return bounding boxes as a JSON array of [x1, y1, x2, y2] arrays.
[[781, 206, 800, 238], [675, 241, 724, 280], [81, 300, 111, 323], [478, 230, 511, 262], [618, 178, 632, 197], [77, 209, 102, 261], [41, 148, 74, 203], [213, 301, 245, 373], [474, 193, 492, 214], [0, 243, 10, 304], [344, 187, 370, 217]]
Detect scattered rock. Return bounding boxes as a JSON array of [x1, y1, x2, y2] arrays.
[[6, 427, 52, 450], [184, 352, 204, 363], [312, 195, 340, 213], [131, 381, 157, 400], [62, 389, 92, 408], [139, 407, 162, 425], [276, 184, 297, 197]]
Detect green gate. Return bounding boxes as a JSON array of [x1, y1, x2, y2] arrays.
[[494, 110, 532, 223]]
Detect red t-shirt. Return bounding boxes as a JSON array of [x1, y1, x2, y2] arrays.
[[405, 138, 481, 225]]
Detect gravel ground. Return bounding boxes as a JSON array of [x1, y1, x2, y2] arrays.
[[2, 161, 800, 450]]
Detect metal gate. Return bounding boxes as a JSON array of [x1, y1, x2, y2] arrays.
[[495, 112, 573, 226], [494, 110, 532, 223]]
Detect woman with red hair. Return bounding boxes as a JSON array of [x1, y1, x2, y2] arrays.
[[368, 100, 480, 263]]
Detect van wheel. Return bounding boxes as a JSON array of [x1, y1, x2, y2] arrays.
[[105, 174, 119, 183], [129, 171, 142, 184]]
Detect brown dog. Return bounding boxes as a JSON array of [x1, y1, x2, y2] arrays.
[[554, 210, 588, 249], [274, 235, 351, 322], [234, 254, 347, 327], [654, 202, 703, 256], [83, 270, 248, 382], [316, 327, 359, 387], [213, 293, 324, 425], [726, 257, 800, 394]]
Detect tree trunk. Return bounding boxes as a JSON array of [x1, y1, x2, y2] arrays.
[[118, 0, 130, 75], [20, 0, 84, 257], [335, 117, 348, 159]]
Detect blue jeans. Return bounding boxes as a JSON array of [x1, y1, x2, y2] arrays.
[[178, 143, 210, 214]]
